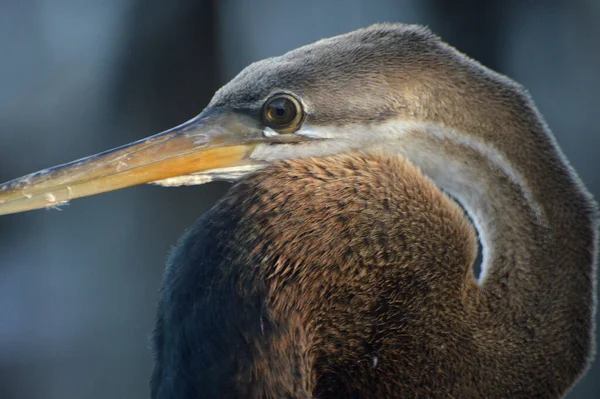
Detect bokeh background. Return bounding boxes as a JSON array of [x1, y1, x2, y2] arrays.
[[0, 1, 598, 398]]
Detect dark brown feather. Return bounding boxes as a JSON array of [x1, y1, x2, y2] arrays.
[[152, 152, 594, 398], [151, 23, 598, 399]]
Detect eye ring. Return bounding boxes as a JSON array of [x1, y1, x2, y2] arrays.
[[262, 93, 304, 133]]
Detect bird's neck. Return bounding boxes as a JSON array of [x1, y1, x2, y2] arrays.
[[382, 118, 596, 277], [377, 118, 597, 382]]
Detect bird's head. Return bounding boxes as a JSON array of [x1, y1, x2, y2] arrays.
[[0, 23, 519, 215]]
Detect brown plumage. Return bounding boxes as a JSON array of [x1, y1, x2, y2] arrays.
[[150, 24, 598, 398], [215, 153, 478, 397], [0, 23, 596, 399], [153, 150, 595, 398]]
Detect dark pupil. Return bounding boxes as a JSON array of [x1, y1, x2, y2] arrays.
[[267, 98, 296, 126]]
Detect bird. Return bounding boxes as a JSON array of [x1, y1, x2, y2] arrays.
[[0, 23, 597, 398]]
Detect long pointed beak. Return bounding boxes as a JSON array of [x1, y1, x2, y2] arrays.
[[0, 109, 304, 216]]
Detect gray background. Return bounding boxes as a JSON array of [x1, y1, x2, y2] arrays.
[[0, 1, 598, 398]]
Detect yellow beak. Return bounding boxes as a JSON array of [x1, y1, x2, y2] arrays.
[[0, 109, 306, 216]]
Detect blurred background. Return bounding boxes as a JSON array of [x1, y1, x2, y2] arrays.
[[0, 0, 598, 398]]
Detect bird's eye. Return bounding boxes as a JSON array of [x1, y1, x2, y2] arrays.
[[262, 93, 304, 133]]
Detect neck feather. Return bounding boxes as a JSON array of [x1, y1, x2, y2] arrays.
[[379, 118, 598, 385]]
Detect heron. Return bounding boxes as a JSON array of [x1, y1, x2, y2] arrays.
[[0, 23, 597, 398]]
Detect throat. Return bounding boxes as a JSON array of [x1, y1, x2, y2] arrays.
[[150, 164, 267, 186]]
